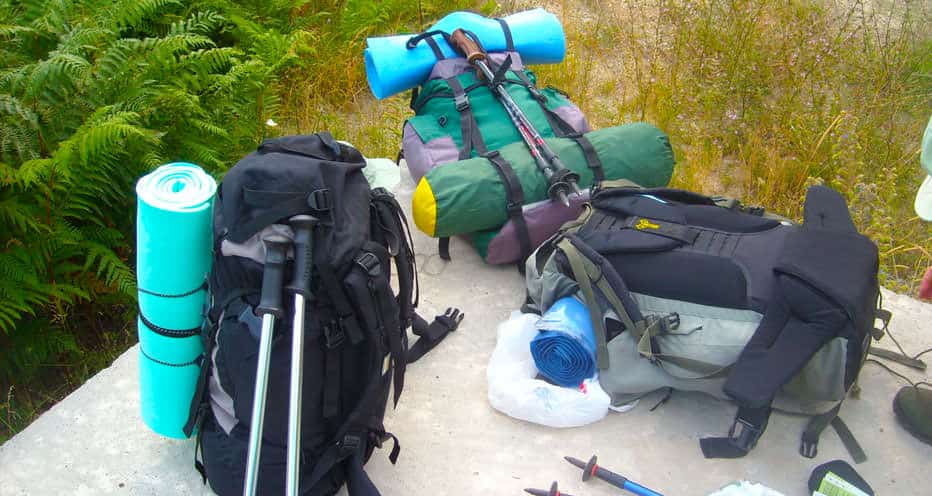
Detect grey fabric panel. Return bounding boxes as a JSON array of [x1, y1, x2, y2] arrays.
[[524, 247, 579, 314], [220, 223, 294, 264], [781, 337, 849, 403], [485, 192, 590, 264], [637, 293, 761, 375], [208, 317, 238, 435], [402, 121, 459, 184], [427, 51, 526, 80], [551, 104, 591, 134]]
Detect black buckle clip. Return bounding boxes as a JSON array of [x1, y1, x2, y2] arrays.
[[728, 418, 763, 453], [454, 93, 470, 112], [308, 188, 332, 211], [800, 438, 819, 459], [323, 322, 345, 349], [355, 252, 381, 276], [341, 434, 361, 454]]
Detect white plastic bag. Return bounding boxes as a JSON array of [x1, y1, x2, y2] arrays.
[[487, 312, 611, 428], [707, 481, 786, 496]]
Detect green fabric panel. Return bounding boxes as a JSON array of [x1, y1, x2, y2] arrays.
[[472, 228, 495, 259], [424, 123, 675, 238], [409, 69, 572, 152]]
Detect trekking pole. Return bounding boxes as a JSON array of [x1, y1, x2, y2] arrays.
[[285, 214, 318, 496], [244, 234, 292, 496], [450, 28, 581, 208], [565, 455, 664, 496]]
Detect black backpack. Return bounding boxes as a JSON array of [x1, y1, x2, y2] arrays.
[[184, 133, 461, 496]]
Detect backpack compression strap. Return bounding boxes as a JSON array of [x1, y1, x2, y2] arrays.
[[484, 150, 533, 267]]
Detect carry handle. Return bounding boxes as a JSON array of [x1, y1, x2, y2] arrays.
[[286, 215, 318, 298], [451, 29, 485, 63], [256, 234, 291, 318]]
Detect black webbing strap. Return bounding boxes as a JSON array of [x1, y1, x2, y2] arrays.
[[568, 132, 605, 184], [406, 30, 453, 56], [511, 70, 577, 139], [483, 151, 532, 264], [407, 310, 463, 363], [323, 343, 342, 419], [423, 36, 445, 60], [624, 216, 700, 244], [495, 18, 515, 51], [228, 187, 331, 243], [317, 262, 365, 346], [700, 405, 771, 458], [800, 403, 867, 463], [438, 237, 451, 261], [446, 77, 488, 159]]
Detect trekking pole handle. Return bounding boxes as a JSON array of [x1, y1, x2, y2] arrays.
[[286, 215, 318, 298], [256, 234, 291, 319], [451, 28, 486, 63]]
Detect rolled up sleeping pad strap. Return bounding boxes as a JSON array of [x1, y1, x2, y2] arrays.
[[413, 123, 675, 238], [530, 296, 598, 387], [136, 162, 216, 439], [365, 8, 566, 99]]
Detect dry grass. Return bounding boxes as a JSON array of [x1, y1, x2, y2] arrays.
[[280, 0, 932, 293]]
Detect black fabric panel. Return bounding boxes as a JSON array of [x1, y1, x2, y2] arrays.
[[592, 186, 717, 208], [725, 274, 846, 407], [593, 195, 687, 224], [605, 250, 751, 310], [682, 204, 781, 233]]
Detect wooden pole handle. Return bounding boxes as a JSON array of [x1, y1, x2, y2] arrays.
[[451, 29, 485, 63]]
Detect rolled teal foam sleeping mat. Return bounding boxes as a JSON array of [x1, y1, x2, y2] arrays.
[[136, 163, 216, 439], [365, 8, 565, 99]]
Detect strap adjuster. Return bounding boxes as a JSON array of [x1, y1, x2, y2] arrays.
[[454, 93, 470, 112], [340, 434, 361, 454], [355, 252, 381, 276], [308, 188, 332, 211], [323, 322, 345, 349], [727, 417, 763, 453]]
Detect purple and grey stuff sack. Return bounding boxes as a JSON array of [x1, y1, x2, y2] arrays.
[[471, 192, 590, 265]]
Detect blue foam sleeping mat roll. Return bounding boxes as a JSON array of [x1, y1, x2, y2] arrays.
[[530, 296, 598, 388], [136, 163, 216, 439], [365, 8, 566, 99]]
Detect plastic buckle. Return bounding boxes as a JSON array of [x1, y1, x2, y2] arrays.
[[506, 199, 523, 214], [454, 93, 470, 112], [663, 312, 680, 332], [355, 252, 381, 276], [800, 439, 818, 458], [307, 188, 332, 211], [727, 418, 763, 453], [341, 434, 361, 454], [323, 322, 345, 349]]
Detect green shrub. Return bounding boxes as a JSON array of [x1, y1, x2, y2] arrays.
[[0, 0, 308, 436]]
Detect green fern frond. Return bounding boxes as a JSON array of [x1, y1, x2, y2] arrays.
[[168, 10, 225, 36], [82, 241, 135, 296], [107, 0, 183, 32]]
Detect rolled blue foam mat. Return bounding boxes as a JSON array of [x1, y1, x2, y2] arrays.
[[135, 162, 216, 438], [530, 297, 597, 387], [365, 8, 566, 99]]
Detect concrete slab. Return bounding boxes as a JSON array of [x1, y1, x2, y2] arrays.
[[2, 173, 931, 496]]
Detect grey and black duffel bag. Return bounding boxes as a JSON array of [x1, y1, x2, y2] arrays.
[[525, 182, 890, 461]]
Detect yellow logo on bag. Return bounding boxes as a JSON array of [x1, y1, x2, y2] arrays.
[[635, 218, 660, 230]]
